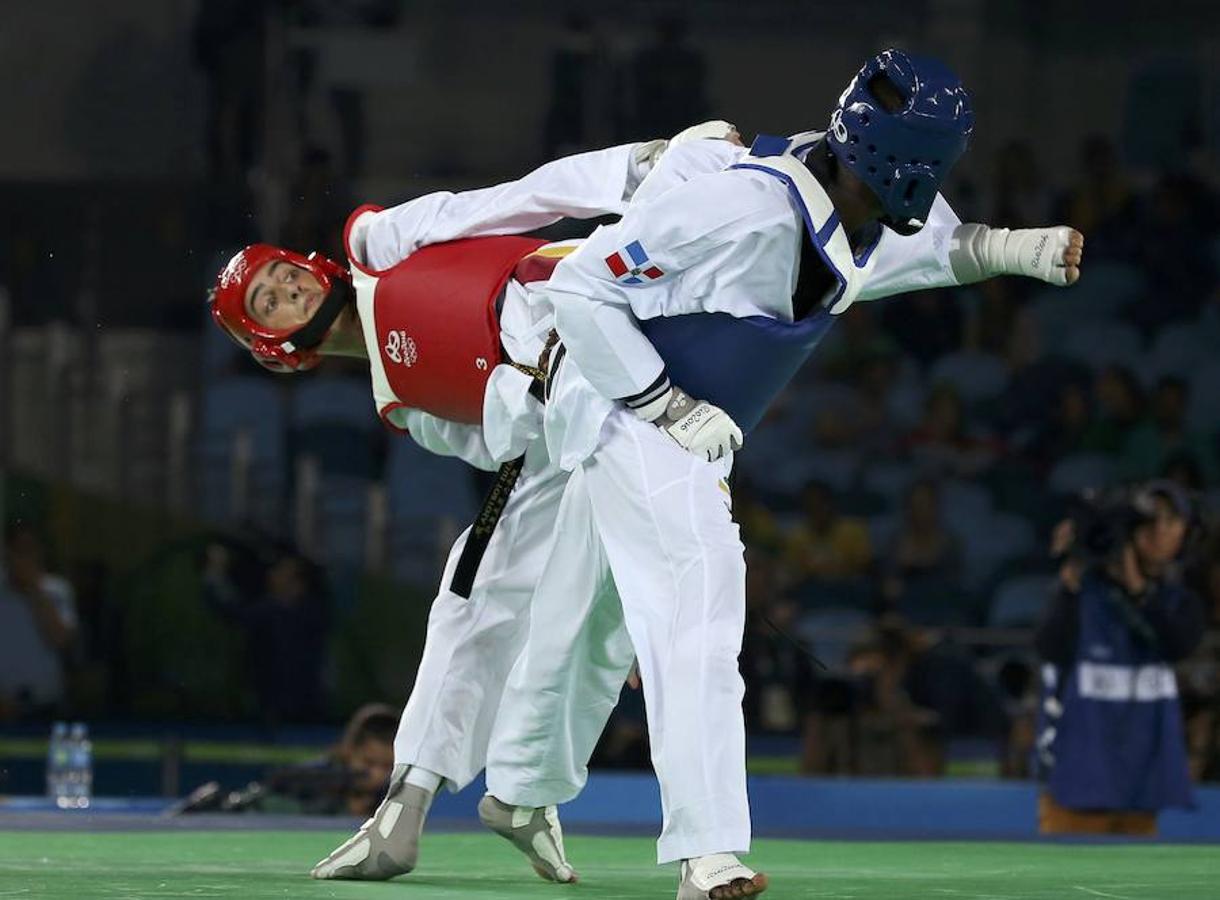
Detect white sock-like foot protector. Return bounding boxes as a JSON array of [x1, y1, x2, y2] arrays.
[[678, 853, 768, 900]]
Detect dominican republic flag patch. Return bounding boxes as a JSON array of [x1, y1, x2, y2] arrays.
[[604, 241, 665, 284]]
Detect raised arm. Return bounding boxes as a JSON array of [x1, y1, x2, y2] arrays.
[[858, 194, 1084, 302], [360, 143, 640, 270]]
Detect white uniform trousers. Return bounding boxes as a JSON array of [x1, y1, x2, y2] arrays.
[[393, 454, 569, 791], [488, 409, 750, 864]]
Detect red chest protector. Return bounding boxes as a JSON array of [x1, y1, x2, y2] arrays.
[[345, 205, 546, 426]]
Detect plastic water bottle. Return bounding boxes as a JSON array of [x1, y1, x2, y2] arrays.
[[65, 723, 93, 809], [46, 721, 69, 807]]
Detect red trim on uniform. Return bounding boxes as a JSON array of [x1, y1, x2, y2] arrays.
[[512, 252, 564, 285], [343, 203, 387, 277], [604, 253, 628, 278], [377, 401, 412, 435], [643, 266, 665, 279]]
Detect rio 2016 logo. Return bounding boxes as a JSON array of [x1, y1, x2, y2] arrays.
[[384, 330, 418, 367]]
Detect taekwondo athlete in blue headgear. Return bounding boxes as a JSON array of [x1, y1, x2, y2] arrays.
[[482, 50, 1087, 900]]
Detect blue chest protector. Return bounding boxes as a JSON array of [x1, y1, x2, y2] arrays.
[[1037, 574, 1195, 812], [634, 134, 877, 434], [640, 309, 834, 433]]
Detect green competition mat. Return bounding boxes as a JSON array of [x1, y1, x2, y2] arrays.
[[1, 831, 1217, 899]]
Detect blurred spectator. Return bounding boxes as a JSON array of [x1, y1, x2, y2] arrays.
[[185, 702, 399, 816], [1035, 482, 1204, 834], [296, 0, 403, 179], [328, 702, 397, 816], [1120, 376, 1217, 486], [192, 0, 268, 179], [813, 353, 900, 456], [1082, 366, 1146, 456], [783, 482, 872, 580], [731, 479, 785, 556], [203, 543, 330, 725], [280, 146, 350, 262], [0, 524, 78, 720], [1162, 453, 1207, 493], [544, 15, 612, 156], [742, 596, 819, 742], [817, 306, 899, 383], [804, 616, 942, 776], [1028, 380, 1092, 465], [1058, 135, 1137, 258], [904, 384, 998, 478], [629, 16, 709, 139], [996, 655, 1039, 779], [883, 480, 961, 602], [1180, 536, 1220, 781], [986, 140, 1053, 229], [881, 289, 964, 368], [1130, 173, 1219, 332]]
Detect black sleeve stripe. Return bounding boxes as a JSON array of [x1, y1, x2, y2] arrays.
[[620, 370, 670, 409]]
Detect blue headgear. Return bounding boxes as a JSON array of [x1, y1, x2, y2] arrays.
[[827, 49, 974, 234]]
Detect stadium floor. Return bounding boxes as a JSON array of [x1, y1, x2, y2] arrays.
[[2, 830, 1219, 899]]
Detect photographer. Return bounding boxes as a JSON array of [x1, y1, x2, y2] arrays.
[[1035, 481, 1205, 835]]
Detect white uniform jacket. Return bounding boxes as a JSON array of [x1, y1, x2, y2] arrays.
[[537, 135, 966, 470]]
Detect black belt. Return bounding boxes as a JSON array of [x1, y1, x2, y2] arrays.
[[448, 330, 559, 598], [449, 455, 525, 598]]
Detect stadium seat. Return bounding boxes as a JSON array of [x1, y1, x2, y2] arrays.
[[796, 606, 872, 670], [1058, 321, 1144, 371], [793, 448, 860, 493], [959, 511, 1037, 591], [940, 479, 993, 525], [866, 512, 900, 551], [1047, 453, 1119, 495], [1149, 320, 1211, 381], [383, 436, 480, 584], [862, 461, 917, 502], [198, 375, 288, 528], [788, 577, 874, 613], [896, 575, 977, 626], [1187, 360, 1220, 431], [929, 351, 1010, 404], [988, 574, 1056, 628], [292, 375, 377, 428]]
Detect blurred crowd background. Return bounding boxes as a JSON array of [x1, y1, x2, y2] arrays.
[[2, 0, 1219, 794]]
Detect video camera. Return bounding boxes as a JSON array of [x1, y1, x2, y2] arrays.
[[1066, 479, 1196, 568]]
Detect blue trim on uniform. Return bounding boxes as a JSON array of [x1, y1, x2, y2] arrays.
[[816, 212, 840, 246], [625, 240, 648, 266], [789, 140, 818, 159], [855, 228, 884, 267], [748, 134, 791, 158], [730, 162, 848, 309]]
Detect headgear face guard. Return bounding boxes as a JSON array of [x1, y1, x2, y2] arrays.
[[209, 244, 351, 373], [828, 49, 974, 235]]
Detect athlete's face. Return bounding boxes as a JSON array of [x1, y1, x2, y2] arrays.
[[245, 260, 325, 331]]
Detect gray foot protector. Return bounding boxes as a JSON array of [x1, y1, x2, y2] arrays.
[[310, 766, 433, 880], [477, 795, 577, 883]]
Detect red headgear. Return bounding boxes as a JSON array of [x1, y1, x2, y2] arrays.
[[209, 244, 351, 372]]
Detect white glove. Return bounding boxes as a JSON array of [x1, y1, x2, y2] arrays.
[[647, 387, 743, 462], [949, 224, 1085, 286], [668, 119, 740, 147], [630, 120, 741, 182]]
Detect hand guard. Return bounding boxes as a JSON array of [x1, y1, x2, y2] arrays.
[[650, 387, 743, 462], [949, 224, 1082, 286], [631, 120, 741, 181]]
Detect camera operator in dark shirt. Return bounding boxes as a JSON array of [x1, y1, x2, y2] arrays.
[[1034, 480, 1205, 835]]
